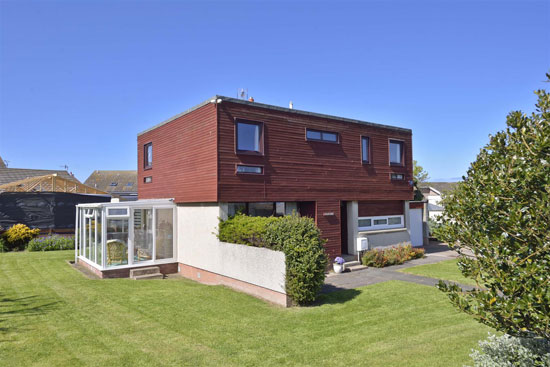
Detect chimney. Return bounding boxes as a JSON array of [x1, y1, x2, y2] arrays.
[[248, 97, 254, 102], [289, 101, 293, 109]]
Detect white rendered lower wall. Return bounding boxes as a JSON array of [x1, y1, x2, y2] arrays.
[[359, 228, 411, 249], [177, 204, 286, 294]]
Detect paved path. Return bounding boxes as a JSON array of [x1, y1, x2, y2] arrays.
[[323, 241, 475, 293]]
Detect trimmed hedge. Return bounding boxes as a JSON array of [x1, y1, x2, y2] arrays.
[[361, 243, 424, 267], [218, 214, 328, 305], [27, 235, 75, 252], [217, 214, 277, 247]]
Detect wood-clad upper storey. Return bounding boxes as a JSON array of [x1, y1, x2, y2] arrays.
[[217, 99, 413, 203], [137, 103, 218, 202]]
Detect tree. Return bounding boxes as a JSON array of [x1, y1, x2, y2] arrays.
[[435, 75, 550, 340], [413, 160, 430, 184]]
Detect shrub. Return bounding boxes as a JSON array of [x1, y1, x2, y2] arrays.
[[0, 237, 6, 252], [27, 236, 75, 251], [468, 333, 550, 367], [435, 76, 550, 339], [361, 242, 423, 267], [1, 224, 40, 251], [263, 215, 328, 305], [217, 214, 277, 247]]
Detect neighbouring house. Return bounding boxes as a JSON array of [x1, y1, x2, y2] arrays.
[[84, 170, 138, 201], [0, 161, 110, 233], [75, 96, 426, 305], [419, 182, 458, 221]]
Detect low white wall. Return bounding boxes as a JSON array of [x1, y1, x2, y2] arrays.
[[177, 204, 286, 294], [359, 228, 411, 249]]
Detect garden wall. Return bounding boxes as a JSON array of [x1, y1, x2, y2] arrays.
[[176, 203, 288, 306]]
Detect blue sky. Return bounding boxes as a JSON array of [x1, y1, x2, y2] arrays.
[[1, 0, 548, 183]]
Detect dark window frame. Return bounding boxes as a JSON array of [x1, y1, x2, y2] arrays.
[[144, 142, 153, 170], [235, 164, 264, 175], [235, 118, 264, 155], [390, 173, 405, 181], [361, 136, 371, 164], [143, 176, 152, 183], [389, 139, 405, 166], [305, 128, 340, 144]]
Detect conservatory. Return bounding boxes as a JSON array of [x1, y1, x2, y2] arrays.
[[75, 199, 176, 272]]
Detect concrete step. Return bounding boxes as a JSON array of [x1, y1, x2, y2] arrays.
[[344, 260, 361, 268], [130, 266, 160, 278], [346, 264, 367, 272], [133, 273, 164, 280]]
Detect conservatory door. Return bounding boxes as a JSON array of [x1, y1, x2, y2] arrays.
[[133, 209, 153, 262]]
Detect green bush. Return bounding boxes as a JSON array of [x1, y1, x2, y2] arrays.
[[27, 235, 75, 251], [468, 333, 550, 367], [361, 243, 424, 267], [1, 224, 40, 251], [217, 214, 277, 247], [263, 215, 328, 305], [218, 214, 328, 305], [0, 237, 6, 252]]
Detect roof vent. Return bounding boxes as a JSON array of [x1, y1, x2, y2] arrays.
[[289, 101, 293, 109], [248, 97, 254, 102]]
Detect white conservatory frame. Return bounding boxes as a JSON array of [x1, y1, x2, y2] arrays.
[[75, 199, 177, 271]]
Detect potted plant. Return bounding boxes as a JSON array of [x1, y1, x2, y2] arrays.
[[333, 257, 345, 273]]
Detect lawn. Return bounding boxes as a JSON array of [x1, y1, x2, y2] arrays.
[[400, 259, 478, 286], [0, 251, 490, 366]]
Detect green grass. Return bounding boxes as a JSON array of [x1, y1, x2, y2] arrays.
[[400, 259, 478, 286], [0, 251, 490, 366]]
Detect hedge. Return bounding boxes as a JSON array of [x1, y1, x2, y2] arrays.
[[218, 214, 328, 305], [361, 243, 424, 267]]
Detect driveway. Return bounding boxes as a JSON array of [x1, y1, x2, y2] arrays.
[[323, 241, 475, 293]]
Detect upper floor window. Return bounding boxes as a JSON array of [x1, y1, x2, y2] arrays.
[[144, 143, 152, 169], [362, 136, 370, 163], [306, 129, 339, 143], [389, 140, 404, 165], [236, 119, 263, 154]]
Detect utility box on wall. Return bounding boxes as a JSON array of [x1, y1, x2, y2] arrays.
[[357, 237, 368, 252]]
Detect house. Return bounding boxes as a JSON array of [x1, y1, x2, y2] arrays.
[[74, 96, 425, 305], [419, 182, 458, 221], [84, 170, 138, 201], [0, 161, 110, 233]]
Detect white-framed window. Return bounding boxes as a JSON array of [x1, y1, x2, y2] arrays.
[[358, 214, 404, 231], [106, 207, 129, 217]]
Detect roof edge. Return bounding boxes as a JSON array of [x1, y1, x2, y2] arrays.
[[137, 95, 412, 136]]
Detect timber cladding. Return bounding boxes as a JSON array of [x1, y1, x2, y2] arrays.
[[358, 200, 405, 217], [217, 101, 413, 203], [137, 103, 218, 202]]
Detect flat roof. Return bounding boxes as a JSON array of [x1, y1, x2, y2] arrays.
[[138, 95, 412, 136]]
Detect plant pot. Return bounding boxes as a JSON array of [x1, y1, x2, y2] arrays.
[[333, 263, 344, 273]]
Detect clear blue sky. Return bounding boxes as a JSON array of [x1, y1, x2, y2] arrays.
[[1, 0, 548, 183]]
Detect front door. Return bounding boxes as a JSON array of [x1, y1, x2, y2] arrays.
[[133, 208, 153, 262]]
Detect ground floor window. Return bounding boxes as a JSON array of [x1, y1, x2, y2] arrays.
[[358, 214, 404, 231], [227, 202, 299, 217]]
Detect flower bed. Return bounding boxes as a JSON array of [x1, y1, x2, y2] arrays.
[[361, 243, 424, 268], [27, 235, 75, 252]]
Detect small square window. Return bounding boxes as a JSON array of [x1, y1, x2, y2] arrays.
[[236, 120, 262, 153], [236, 165, 263, 174], [144, 176, 152, 183], [391, 173, 405, 180], [373, 219, 387, 225], [358, 219, 372, 228]]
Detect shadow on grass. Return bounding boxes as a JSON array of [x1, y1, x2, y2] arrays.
[[0, 294, 60, 335], [311, 286, 361, 306]]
